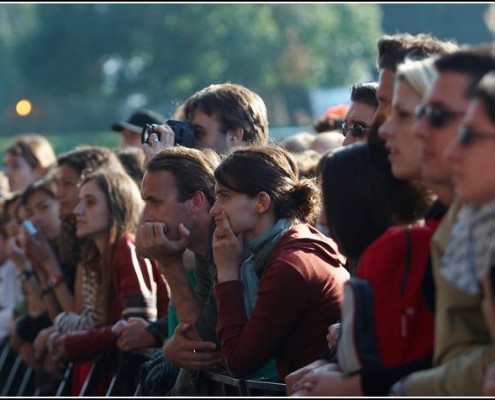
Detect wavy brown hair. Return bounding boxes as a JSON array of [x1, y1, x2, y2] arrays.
[[79, 168, 143, 326]]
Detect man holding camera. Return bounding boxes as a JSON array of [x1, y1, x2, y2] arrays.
[[142, 82, 269, 158]]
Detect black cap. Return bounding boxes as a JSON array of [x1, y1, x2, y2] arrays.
[[111, 109, 167, 134]]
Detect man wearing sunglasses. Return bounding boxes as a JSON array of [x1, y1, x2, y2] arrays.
[[413, 45, 495, 208], [341, 81, 378, 146], [390, 44, 495, 396]]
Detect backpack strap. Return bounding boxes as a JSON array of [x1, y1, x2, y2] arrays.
[[400, 228, 412, 297]]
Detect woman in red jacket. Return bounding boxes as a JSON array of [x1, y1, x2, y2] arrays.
[[209, 144, 349, 381], [47, 168, 169, 395]]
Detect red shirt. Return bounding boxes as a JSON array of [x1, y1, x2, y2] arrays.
[[214, 224, 349, 380]]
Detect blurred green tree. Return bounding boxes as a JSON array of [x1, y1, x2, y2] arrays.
[[1, 3, 382, 133], [381, 4, 492, 46]]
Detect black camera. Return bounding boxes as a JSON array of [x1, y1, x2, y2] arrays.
[[141, 120, 196, 148]]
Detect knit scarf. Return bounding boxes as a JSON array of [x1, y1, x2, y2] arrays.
[[240, 218, 292, 318], [440, 200, 495, 296]]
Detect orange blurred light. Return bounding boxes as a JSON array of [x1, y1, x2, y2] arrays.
[[16, 99, 32, 117]]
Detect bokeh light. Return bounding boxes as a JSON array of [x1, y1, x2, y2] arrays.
[[15, 99, 32, 117]]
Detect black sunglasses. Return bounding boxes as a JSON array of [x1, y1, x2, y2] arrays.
[[458, 126, 495, 147], [341, 123, 369, 138], [415, 104, 464, 128]]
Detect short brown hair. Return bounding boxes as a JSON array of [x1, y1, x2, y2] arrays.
[[434, 43, 495, 98], [175, 83, 269, 146], [377, 33, 458, 72], [146, 146, 220, 206], [57, 145, 125, 177]]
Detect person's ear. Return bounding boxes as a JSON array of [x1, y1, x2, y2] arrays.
[[255, 192, 271, 213], [186, 190, 207, 214], [227, 128, 244, 148]]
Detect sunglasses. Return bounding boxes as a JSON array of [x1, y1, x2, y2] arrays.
[[341, 123, 369, 138], [458, 126, 495, 147], [414, 104, 465, 128]]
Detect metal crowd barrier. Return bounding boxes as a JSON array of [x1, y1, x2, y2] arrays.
[[3, 343, 288, 397], [198, 371, 287, 397], [0, 340, 38, 396]]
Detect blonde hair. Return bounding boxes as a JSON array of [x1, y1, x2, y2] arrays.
[[395, 56, 438, 97]]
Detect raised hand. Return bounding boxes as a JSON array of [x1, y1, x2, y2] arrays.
[[7, 234, 29, 270], [142, 124, 175, 163], [212, 210, 243, 282], [137, 221, 190, 266], [24, 229, 57, 271]]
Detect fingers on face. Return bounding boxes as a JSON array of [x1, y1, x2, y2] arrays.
[[140, 221, 167, 242], [178, 223, 190, 239], [214, 211, 234, 239]]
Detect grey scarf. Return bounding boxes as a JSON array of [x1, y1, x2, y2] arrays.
[[440, 200, 495, 295], [240, 218, 293, 318]]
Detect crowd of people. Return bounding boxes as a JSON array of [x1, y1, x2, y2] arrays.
[[1, 30, 495, 397]]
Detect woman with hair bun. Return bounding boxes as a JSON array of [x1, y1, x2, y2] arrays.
[[210, 144, 349, 381]]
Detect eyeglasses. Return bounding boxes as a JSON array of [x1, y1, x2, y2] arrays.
[[458, 126, 495, 147], [414, 104, 465, 128], [341, 123, 369, 138]]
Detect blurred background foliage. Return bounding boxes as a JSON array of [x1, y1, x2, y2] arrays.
[[0, 3, 493, 152]]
